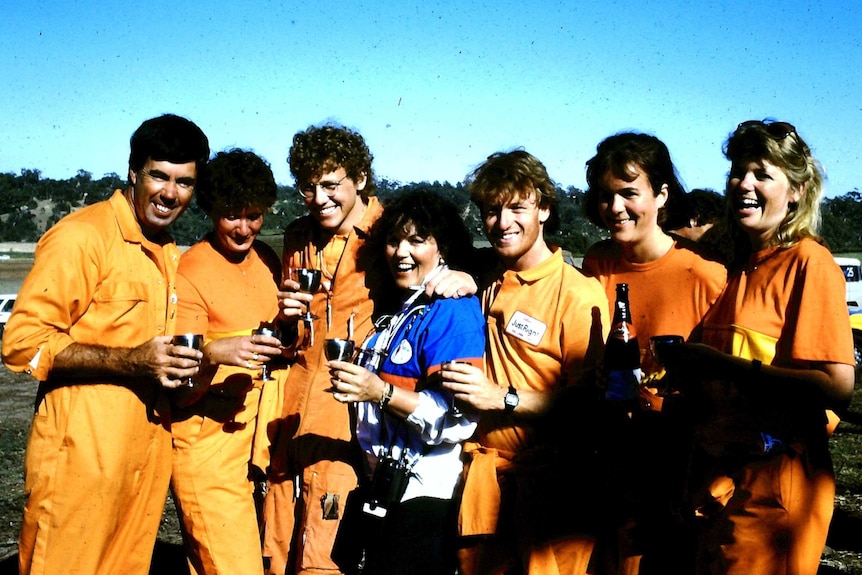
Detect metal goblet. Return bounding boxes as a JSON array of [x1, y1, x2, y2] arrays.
[[253, 326, 277, 381], [172, 333, 204, 387], [648, 334, 684, 394], [325, 338, 356, 362], [325, 338, 356, 395], [291, 268, 322, 321], [648, 335, 684, 367]]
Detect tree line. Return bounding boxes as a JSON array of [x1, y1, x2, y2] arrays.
[[1, 169, 861, 255]]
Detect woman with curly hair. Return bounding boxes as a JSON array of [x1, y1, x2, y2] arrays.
[[171, 148, 286, 574], [263, 125, 476, 575], [327, 190, 486, 575]]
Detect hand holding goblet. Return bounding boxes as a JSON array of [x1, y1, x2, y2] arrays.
[[648, 335, 684, 394]]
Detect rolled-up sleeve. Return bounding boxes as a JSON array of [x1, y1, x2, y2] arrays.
[[2, 222, 100, 380], [408, 389, 478, 445]]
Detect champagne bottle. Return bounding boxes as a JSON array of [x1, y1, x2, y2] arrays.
[[604, 283, 642, 403]]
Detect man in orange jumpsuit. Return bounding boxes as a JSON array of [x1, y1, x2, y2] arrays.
[[261, 124, 384, 575], [262, 124, 476, 575], [442, 150, 610, 575], [1, 114, 209, 575]]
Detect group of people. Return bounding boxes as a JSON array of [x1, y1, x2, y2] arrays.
[[1, 113, 855, 575]]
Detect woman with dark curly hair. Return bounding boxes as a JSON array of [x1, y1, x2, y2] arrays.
[[327, 190, 486, 575], [663, 120, 855, 575], [171, 148, 286, 575]]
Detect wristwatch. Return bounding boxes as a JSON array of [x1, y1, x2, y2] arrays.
[[503, 386, 519, 414]]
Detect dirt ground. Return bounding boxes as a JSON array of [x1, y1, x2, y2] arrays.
[[1, 258, 862, 574]]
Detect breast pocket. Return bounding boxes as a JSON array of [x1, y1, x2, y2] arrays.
[[87, 281, 154, 340]]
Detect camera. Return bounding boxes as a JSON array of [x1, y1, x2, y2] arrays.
[[362, 456, 411, 518]]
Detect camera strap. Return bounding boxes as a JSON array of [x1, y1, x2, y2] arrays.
[[376, 413, 430, 480]]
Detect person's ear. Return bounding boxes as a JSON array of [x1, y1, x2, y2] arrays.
[[789, 182, 805, 204], [655, 183, 669, 210], [355, 173, 367, 192], [129, 168, 137, 185]]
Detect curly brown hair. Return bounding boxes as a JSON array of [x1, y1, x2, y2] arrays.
[[288, 124, 376, 199], [370, 189, 475, 272], [195, 149, 277, 216]]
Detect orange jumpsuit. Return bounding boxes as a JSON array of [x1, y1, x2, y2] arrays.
[[262, 197, 385, 575], [694, 239, 855, 575], [458, 248, 610, 575], [582, 238, 727, 573], [171, 237, 284, 575], [2, 190, 178, 575]]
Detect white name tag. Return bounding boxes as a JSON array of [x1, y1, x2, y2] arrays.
[[505, 311, 546, 346]]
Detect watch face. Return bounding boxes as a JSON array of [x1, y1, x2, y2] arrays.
[[504, 388, 518, 411]]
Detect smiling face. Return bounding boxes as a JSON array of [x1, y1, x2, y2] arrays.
[[127, 158, 196, 239], [598, 164, 668, 250], [481, 188, 550, 271], [385, 222, 442, 290], [727, 158, 802, 249], [301, 167, 367, 236], [212, 207, 264, 260]]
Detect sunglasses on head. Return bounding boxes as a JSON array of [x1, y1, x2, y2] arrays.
[[735, 119, 797, 140]]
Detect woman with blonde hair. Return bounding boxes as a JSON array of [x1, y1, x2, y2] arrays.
[[663, 120, 855, 575]]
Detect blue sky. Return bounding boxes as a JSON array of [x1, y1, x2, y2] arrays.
[[2, 0, 861, 197]]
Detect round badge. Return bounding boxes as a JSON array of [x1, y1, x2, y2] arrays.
[[389, 340, 413, 365]]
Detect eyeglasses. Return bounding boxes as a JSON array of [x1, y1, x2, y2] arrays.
[[139, 168, 196, 191], [297, 175, 348, 199], [735, 120, 797, 140]]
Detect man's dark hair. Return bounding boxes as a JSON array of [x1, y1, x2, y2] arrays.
[[128, 114, 209, 180], [685, 188, 724, 227]]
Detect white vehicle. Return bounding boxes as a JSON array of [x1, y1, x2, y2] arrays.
[[0, 294, 16, 338], [836, 257, 862, 380], [835, 257, 862, 306]]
